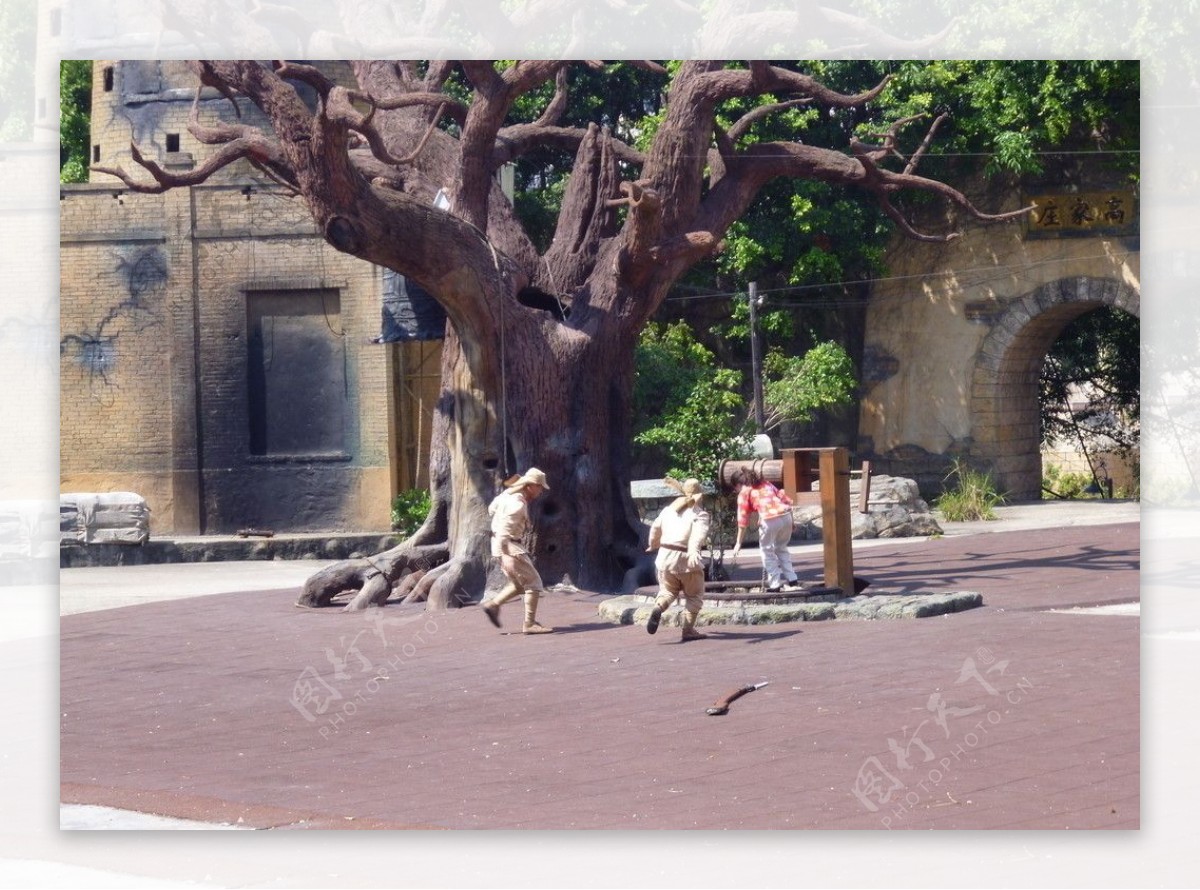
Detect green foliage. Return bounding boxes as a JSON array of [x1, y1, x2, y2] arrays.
[[633, 321, 854, 481], [633, 322, 754, 483], [1041, 465, 1099, 500], [935, 459, 1006, 521], [1040, 307, 1139, 457], [391, 488, 431, 536], [507, 61, 667, 250], [59, 60, 92, 182], [709, 292, 795, 343], [871, 60, 1140, 180], [633, 320, 716, 433], [761, 341, 857, 431], [634, 368, 754, 484]]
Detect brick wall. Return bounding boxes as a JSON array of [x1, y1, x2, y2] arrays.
[[61, 181, 397, 534]]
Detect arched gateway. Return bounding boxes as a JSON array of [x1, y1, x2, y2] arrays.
[[969, 277, 1140, 499]]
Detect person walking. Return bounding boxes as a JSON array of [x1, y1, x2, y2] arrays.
[[480, 468, 555, 634], [730, 465, 799, 592], [645, 477, 712, 642]]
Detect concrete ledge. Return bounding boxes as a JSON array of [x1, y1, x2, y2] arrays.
[[598, 590, 984, 626], [60, 532, 401, 568]]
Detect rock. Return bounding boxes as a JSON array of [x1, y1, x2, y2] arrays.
[[793, 474, 943, 540], [596, 590, 982, 626]]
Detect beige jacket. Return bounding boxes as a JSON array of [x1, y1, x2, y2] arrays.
[[649, 502, 710, 574], [489, 489, 532, 558]]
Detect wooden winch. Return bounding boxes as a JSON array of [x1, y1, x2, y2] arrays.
[[718, 447, 870, 595]]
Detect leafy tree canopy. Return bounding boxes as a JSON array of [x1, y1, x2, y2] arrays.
[[60, 60, 92, 182]]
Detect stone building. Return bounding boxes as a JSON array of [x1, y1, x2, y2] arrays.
[[60, 61, 441, 535]]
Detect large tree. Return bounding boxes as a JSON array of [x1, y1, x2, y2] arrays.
[[96, 60, 1027, 609]]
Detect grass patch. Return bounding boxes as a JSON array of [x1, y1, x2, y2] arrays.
[[935, 459, 1006, 521]]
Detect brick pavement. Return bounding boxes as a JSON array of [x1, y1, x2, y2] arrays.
[[60, 522, 1139, 830]]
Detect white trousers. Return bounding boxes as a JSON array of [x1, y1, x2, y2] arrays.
[[758, 512, 797, 588]]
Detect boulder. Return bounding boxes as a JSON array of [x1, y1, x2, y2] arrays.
[[792, 474, 942, 540]]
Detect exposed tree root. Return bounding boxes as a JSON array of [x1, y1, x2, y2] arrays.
[[295, 542, 449, 610]]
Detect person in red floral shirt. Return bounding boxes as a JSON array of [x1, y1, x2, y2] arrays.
[[730, 466, 799, 592]]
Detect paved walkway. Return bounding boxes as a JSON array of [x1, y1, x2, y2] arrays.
[[60, 502, 1140, 831]]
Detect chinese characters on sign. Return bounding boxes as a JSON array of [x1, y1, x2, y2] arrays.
[[1027, 190, 1137, 238]]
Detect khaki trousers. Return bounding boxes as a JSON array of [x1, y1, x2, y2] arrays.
[[492, 551, 547, 625], [654, 566, 705, 628]]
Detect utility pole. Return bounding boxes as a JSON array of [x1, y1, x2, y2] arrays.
[[748, 281, 765, 433]]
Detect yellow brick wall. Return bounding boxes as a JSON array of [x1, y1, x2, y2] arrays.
[[63, 61, 435, 537], [61, 182, 398, 535]]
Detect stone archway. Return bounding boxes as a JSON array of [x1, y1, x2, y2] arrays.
[[970, 276, 1140, 499]]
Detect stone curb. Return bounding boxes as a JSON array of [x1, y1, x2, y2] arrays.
[[597, 591, 984, 626], [60, 533, 401, 568]]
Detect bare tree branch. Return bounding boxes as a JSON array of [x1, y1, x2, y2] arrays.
[[93, 139, 269, 193], [184, 82, 262, 146], [904, 112, 949, 175], [423, 61, 456, 92], [492, 122, 645, 170], [325, 86, 450, 168], [695, 65, 892, 109], [191, 60, 244, 118], [606, 178, 663, 281], [535, 67, 571, 127], [727, 97, 813, 143], [273, 60, 336, 97], [624, 60, 670, 76]]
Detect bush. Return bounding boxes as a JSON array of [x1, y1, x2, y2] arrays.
[[1042, 465, 1098, 500], [935, 459, 1006, 521], [633, 322, 754, 483], [391, 488, 431, 536]]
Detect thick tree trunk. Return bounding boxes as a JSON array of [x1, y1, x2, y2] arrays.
[[430, 289, 647, 601], [303, 270, 649, 610]]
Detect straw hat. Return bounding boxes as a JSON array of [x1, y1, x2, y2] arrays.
[[505, 467, 550, 492]]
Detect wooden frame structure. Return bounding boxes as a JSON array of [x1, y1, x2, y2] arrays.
[[720, 447, 856, 593]]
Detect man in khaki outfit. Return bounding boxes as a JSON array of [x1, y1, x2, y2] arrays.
[[645, 477, 711, 642], [480, 467, 555, 634]]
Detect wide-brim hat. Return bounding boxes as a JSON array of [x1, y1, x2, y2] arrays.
[[506, 467, 550, 492]]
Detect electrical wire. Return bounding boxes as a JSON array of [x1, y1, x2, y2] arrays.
[[660, 245, 1144, 309]]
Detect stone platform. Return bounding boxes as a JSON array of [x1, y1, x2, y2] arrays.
[[598, 588, 984, 626]]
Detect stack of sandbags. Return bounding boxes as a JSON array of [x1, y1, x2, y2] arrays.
[[60, 492, 150, 545]]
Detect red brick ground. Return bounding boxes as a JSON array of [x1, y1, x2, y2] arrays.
[[60, 522, 1139, 830]]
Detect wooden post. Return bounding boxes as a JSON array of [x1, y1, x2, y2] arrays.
[[780, 449, 816, 498], [748, 282, 765, 433], [858, 459, 872, 514], [819, 447, 854, 592], [776, 446, 855, 593]]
